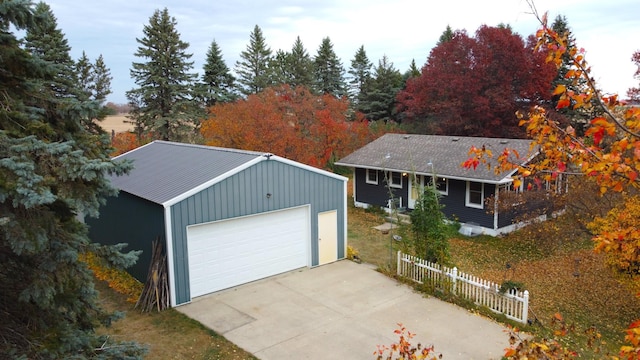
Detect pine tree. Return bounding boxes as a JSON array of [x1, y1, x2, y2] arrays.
[[126, 8, 202, 141], [92, 54, 112, 104], [437, 25, 454, 45], [76, 51, 93, 101], [348, 45, 372, 105], [359, 55, 403, 122], [404, 59, 421, 80], [23, 1, 77, 98], [288, 36, 314, 88], [551, 15, 597, 134], [270, 49, 292, 86], [76, 53, 112, 117], [0, 2, 145, 358], [198, 39, 236, 107], [313, 37, 346, 97], [235, 25, 273, 95]]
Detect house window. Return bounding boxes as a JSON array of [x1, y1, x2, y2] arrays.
[[388, 171, 402, 188], [436, 177, 448, 195], [466, 181, 484, 209], [365, 169, 378, 185], [427, 176, 448, 195]]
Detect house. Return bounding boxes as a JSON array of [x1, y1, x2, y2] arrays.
[[87, 141, 347, 307], [335, 134, 535, 236]]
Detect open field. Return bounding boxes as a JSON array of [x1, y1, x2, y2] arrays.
[[99, 115, 133, 134]]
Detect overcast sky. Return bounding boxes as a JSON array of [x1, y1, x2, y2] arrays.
[[43, 0, 640, 104]]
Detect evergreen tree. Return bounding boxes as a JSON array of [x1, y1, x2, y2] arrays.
[[198, 39, 236, 107], [23, 1, 77, 98], [76, 53, 113, 117], [270, 49, 292, 86], [313, 37, 346, 97], [0, 2, 144, 358], [347, 45, 372, 105], [359, 55, 404, 122], [437, 25, 454, 45], [235, 25, 273, 95], [92, 54, 112, 104], [288, 36, 314, 88], [551, 15, 597, 134], [126, 8, 202, 141], [76, 51, 93, 101], [404, 59, 421, 80]]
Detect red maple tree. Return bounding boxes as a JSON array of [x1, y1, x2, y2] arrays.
[[397, 25, 556, 138]]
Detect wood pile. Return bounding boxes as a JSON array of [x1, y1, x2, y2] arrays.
[[135, 237, 170, 312]]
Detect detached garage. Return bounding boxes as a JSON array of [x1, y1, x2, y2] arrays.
[[87, 141, 347, 307]]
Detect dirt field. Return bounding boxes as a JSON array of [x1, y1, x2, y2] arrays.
[[99, 115, 133, 134]]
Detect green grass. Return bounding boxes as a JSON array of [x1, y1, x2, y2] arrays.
[[347, 203, 640, 358]]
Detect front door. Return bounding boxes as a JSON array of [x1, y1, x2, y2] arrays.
[[318, 210, 338, 265], [408, 174, 424, 209]]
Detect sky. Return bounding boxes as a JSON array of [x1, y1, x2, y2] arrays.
[[42, 0, 640, 104]]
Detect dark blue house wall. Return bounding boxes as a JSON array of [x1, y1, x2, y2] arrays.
[[354, 168, 496, 229], [86, 192, 165, 282], [170, 159, 346, 305], [440, 180, 495, 229], [354, 168, 407, 208]]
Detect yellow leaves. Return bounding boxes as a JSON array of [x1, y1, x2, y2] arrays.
[[80, 252, 143, 303], [553, 84, 566, 95], [589, 195, 640, 278]]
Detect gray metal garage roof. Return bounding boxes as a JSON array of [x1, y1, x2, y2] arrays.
[[335, 133, 535, 182], [110, 141, 264, 204]]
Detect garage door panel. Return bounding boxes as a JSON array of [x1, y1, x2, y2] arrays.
[[187, 207, 309, 298]]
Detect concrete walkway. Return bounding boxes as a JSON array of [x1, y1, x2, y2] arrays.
[[177, 260, 510, 359]]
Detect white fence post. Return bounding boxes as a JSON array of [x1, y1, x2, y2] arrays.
[[523, 290, 529, 324], [397, 250, 401, 276], [451, 267, 458, 294]]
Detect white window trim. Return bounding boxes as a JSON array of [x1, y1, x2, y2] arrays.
[[365, 169, 378, 185], [466, 181, 484, 209], [388, 171, 402, 189]]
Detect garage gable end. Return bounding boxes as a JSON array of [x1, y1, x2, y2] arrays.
[[169, 159, 346, 305]]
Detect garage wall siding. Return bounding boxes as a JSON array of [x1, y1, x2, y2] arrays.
[[87, 192, 165, 282], [170, 159, 345, 305]]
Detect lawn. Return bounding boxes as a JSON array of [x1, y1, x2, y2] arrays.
[[347, 203, 640, 357], [96, 280, 257, 360]]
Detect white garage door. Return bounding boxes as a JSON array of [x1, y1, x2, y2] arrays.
[[186, 206, 310, 298]]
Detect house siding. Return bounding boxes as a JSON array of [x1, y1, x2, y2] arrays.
[[354, 168, 407, 209], [87, 192, 165, 281], [353, 167, 498, 229], [439, 180, 495, 229], [170, 159, 346, 305]]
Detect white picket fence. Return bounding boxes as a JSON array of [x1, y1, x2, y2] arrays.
[[397, 251, 529, 324]]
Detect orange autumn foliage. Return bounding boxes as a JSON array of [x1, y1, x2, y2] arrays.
[[111, 132, 139, 156], [80, 252, 143, 303], [201, 85, 393, 169], [460, 5, 640, 358]]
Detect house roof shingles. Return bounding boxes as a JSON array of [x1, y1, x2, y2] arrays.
[[110, 141, 263, 204], [335, 134, 535, 183]]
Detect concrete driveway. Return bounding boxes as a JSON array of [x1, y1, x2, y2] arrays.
[[177, 260, 510, 359]]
